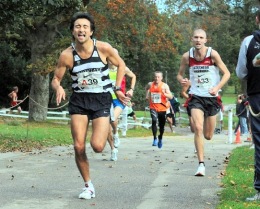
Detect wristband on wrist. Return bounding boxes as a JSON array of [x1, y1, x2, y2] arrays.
[[113, 86, 121, 91], [130, 88, 134, 91]]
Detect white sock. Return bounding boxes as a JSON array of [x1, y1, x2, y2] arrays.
[[85, 180, 92, 187]]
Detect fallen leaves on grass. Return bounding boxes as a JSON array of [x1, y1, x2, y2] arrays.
[[0, 138, 44, 152]]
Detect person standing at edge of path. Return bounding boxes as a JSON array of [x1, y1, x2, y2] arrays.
[[51, 12, 129, 200], [236, 94, 249, 136], [8, 86, 22, 114], [177, 28, 230, 176], [169, 94, 181, 127], [146, 71, 173, 149], [236, 10, 260, 202], [107, 48, 136, 161]]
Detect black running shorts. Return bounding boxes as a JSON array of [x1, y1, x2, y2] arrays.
[[68, 92, 112, 120], [128, 111, 135, 117], [187, 95, 221, 117]]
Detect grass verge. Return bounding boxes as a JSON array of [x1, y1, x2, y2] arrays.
[[0, 120, 72, 152], [216, 146, 258, 209], [0, 119, 177, 152]]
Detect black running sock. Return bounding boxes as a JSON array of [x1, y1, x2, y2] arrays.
[[199, 162, 205, 166]]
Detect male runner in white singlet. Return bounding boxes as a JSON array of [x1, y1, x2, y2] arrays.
[[177, 29, 230, 176]]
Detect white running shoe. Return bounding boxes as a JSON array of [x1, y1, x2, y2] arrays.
[[195, 163, 205, 176], [110, 148, 118, 161], [121, 130, 126, 137], [113, 134, 120, 148], [246, 192, 260, 201], [79, 184, 95, 199]]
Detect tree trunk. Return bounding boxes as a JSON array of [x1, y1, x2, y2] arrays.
[[27, 23, 57, 121], [29, 73, 49, 121]]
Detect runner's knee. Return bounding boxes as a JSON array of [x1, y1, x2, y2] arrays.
[[91, 141, 105, 153], [204, 133, 213, 140], [74, 144, 86, 156], [194, 123, 203, 134]]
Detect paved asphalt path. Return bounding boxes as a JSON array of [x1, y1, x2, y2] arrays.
[[0, 129, 246, 209]]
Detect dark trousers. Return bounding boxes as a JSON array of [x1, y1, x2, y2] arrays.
[[150, 109, 166, 140], [234, 119, 240, 133], [248, 94, 260, 191]]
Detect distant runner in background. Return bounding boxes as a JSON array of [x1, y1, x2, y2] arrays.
[[169, 94, 180, 127], [146, 71, 173, 149], [8, 86, 22, 114], [127, 101, 137, 122], [108, 48, 136, 161]]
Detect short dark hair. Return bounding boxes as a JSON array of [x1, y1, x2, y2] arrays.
[[70, 12, 95, 37]]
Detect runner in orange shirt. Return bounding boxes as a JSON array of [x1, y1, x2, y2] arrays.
[[146, 71, 173, 148]]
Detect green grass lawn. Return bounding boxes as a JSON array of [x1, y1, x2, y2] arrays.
[[0, 120, 72, 152], [216, 146, 258, 209], [0, 119, 156, 152], [222, 94, 237, 105], [0, 118, 178, 152]]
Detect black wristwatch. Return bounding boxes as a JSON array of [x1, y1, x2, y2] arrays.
[[113, 86, 121, 91]]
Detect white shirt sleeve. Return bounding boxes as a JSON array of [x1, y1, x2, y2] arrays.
[[236, 35, 253, 79]]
